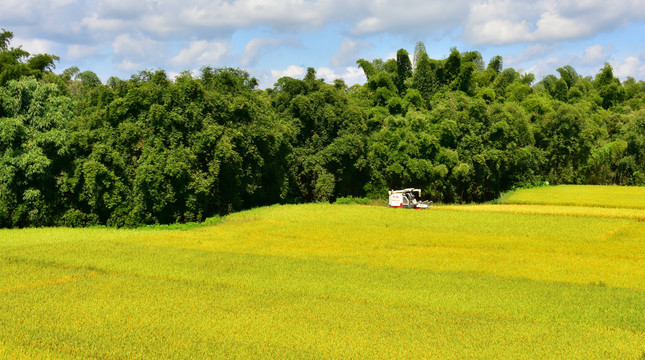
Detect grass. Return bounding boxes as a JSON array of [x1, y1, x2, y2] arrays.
[[1, 186, 644, 359]]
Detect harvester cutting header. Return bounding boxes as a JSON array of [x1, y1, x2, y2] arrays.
[[388, 188, 432, 209]]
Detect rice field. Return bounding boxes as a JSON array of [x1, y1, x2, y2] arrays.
[[500, 184, 645, 209], [1, 185, 644, 359]]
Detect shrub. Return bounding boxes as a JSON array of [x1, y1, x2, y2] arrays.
[[334, 196, 370, 205]]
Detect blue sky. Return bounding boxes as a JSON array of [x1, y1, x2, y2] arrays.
[[3, 0, 645, 88]]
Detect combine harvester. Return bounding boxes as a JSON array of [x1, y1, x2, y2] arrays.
[[388, 188, 432, 209]]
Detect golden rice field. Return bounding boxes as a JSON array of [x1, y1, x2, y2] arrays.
[[500, 184, 645, 209], [1, 185, 644, 359]]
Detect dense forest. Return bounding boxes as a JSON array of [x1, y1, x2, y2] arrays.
[[1, 30, 644, 228]]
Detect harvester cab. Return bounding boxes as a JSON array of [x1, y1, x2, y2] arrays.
[[388, 188, 432, 209]]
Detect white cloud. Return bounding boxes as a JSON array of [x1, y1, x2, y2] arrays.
[[270, 65, 306, 80], [581, 44, 613, 65], [506, 43, 559, 66], [531, 11, 591, 40], [507, 43, 615, 79], [49, 0, 76, 7], [0, 0, 34, 21], [169, 40, 233, 67], [13, 37, 56, 54], [116, 59, 142, 72], [524, 56, 567, 80], [186, 0, 346, 29], [611, 56, 645, 79], [80, 14, 129, 32], [97, 0, 148, 20], [262, 65, 366, 89], [316, 67, 337, 81], [128, 0, 359, 37], [242, 38, 279, 67], [241, 37, 301, 67], [4, 0, 645, 83], [519, 47, 644, 80], [260, 65, 308, 88], [330, 38, 371, 67], [465, 0, 645, 45], [464, 1, 537, 45], [317, 66, 366, 86], [351, 0, 468, 35], [469, 19, 531, 45], [66, 44, 101, 60], [112, 33, 164, 57], [9, 0, 645, 53], [167, 69, 198, 81]]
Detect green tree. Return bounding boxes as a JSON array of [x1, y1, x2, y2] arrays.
[[413, 41, 427, 68], [553, 79, 569, 102], [411, 52, 435, 104], [395, 49, 412, 94], [556, 65, 580, 88], [487, 55, 503, 74], [536, 104, 592, 183], [0, 29, 59, 85], [0, 78, 74, 226], [442, 47, 461, 86], [356, 59, 377, 81]]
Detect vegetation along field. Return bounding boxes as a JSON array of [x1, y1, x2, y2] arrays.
[[2, 29, 645, 229], [1, 185, 644, 359]]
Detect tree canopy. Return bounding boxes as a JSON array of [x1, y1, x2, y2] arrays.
[[1, 36, 644, 228]]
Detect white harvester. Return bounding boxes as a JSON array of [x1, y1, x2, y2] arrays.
[[388, 188, 432, 209]]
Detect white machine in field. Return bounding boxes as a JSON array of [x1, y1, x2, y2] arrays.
[[388, 188, 432, 209]]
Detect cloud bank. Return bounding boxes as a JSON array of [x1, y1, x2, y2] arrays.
[[2, 0, 644, 86]]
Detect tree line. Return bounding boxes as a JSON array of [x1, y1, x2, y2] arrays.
[[1, 30, 644, 227]]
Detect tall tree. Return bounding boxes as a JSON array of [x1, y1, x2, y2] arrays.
[[411, 52, 435, 104], [413, 41, 427, 69], [487, 55, 503, 74], [556, 65, 580, 89], [395, 49, 412, 94], [442, 47, 462, 86], [356, 59, 377, 81]]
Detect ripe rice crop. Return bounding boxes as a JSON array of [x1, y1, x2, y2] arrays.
[[443, 203, 645, 221], [1, 186, 644, 359], [501, 184, 645, 209]]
